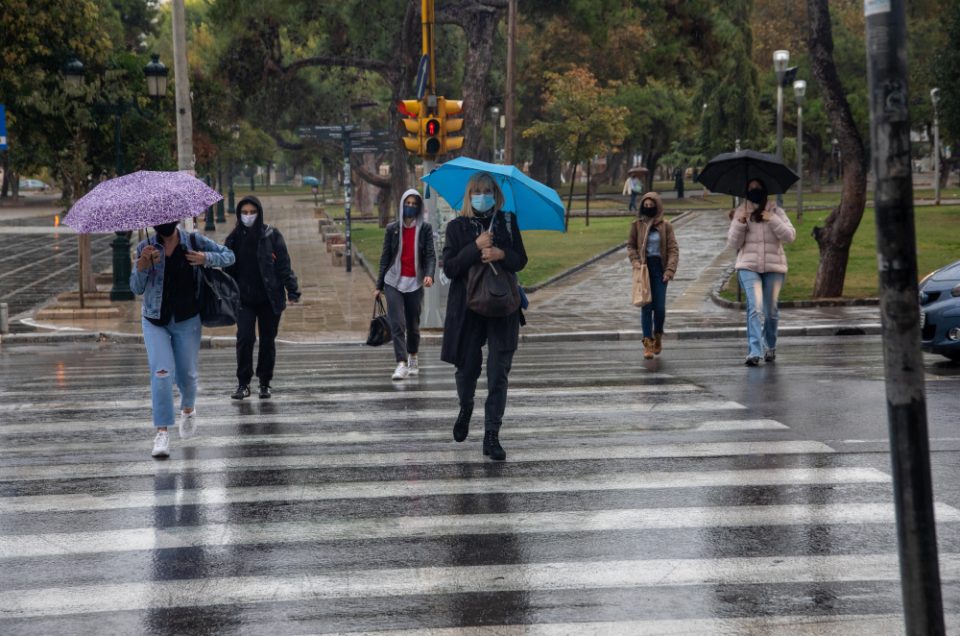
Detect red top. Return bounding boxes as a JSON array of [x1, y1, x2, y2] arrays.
[[400, 226, 416, 277]]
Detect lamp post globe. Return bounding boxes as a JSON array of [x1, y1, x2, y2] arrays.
[[143, 54, 168, 99], [773, 50, 790, 207]]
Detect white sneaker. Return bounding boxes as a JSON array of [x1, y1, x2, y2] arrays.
[[179, 410, 198, 439], [151, 430, 170, 458], [392, 362, 409, 381], [407, 355, 419, 376]]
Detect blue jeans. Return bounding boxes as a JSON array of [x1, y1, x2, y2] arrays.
[[142, 315, 202, 427], [737, 270, 785, 359], [641, 257, 668, 338]]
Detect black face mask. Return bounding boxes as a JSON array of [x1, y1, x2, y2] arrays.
[[640, 206, 657, 217], [746, 189, 765, 204], [154, 222, 178, 238]]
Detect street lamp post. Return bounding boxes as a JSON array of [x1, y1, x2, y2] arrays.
[[773, 50, 790, 207], [794, 79, 806, 222], [490, 106, 500, 163], [64, 53, 168, 301], [931, 87, 941, 206]]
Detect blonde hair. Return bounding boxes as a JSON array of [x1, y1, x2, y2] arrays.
[[461, 172, 505, 217]]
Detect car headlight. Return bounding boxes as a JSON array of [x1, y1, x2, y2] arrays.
[[953, 283, 960, 298]]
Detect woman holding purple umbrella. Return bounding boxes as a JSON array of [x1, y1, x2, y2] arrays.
[[130, 222, 235, 458]]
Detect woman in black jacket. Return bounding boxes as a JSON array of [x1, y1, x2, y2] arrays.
[[375, 188, 436, 380], [224, 196, 301, 399], [442, 173, 527, 461]]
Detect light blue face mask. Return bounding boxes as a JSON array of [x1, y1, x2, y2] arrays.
[[471, 193, 495, 213]]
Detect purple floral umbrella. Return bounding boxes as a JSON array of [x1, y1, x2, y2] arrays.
[[64, 170, 223, 233]]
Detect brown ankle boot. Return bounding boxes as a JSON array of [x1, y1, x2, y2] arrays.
[[654, 333, 663, 355], [642, 337, 655, 360]]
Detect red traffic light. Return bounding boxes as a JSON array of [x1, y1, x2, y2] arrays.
[[425, 118, 440, 136]]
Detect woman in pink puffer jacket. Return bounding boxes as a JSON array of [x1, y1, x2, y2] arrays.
[[727, 178, 796, 366]]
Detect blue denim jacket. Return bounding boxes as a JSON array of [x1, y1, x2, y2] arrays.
[[130, 228, 236, 320]]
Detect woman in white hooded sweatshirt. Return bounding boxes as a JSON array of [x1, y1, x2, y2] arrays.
[[375, 189, 437, 379]]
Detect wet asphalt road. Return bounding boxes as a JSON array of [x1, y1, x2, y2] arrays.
[[0, 219, 114, 319], [1, 336, 959, 634]]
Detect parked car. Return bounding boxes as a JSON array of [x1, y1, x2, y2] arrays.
[[18, 178, 50, 191], [919, 259, 960, 361]]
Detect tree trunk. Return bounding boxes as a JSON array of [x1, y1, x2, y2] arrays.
[[588, 150, 624, 195], [0, 152, 9, 198], [438, 2, 507, 159], [530, 140, 561, 188], [585, 159, 591, 227], [807, 0, 868, 298]]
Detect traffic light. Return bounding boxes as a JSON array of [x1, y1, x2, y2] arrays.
[[440, 98, 464, 154], [423, 116, 442, 155], [398, 99, 423, 154]]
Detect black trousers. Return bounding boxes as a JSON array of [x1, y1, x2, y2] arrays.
[[236, 300, 282, 386], [384, 285, 423, 363], [454, 317, 515, 433]]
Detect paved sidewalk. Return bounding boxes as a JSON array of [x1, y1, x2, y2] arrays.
[[525, 209, 880, 336], [4, 198, 882, 344], [17, 194, 375, 342]]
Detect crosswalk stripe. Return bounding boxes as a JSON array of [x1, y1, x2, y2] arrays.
[[0, 467, 890, 514], [0, 439, 823, 481], [3, 553, 959, 618], [330, 615, 960, 636], [0, 415, 785, 437], [4, 503, 957, 559], [0, 384, 712, 414]]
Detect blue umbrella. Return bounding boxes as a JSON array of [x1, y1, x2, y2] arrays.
[[421, 157, 565, 232], [302, 176, 320, 186]]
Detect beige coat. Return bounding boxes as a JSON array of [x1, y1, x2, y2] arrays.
[[627, 192, 679, 278], [726, 201, 796, 274]]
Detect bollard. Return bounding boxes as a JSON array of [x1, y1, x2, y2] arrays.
[[0, 302, 9, 334]]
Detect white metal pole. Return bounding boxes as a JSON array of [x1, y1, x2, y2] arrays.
[[421, 159, 446, 328], [172, 0, 195, 230], [797, 103, 803, 221]]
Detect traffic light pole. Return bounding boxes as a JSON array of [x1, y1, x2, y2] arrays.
[[866, 2, 944, 634], [421, 158, 447, 328]]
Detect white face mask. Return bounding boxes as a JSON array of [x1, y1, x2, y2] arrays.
[[240, 213, 257, 227]]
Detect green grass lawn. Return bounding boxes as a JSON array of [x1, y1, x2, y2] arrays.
[[351, 216, 636, 288], [720, 204, 960, 301]]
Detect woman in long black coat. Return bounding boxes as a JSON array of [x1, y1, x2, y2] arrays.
[[441, 172, 527, 461]]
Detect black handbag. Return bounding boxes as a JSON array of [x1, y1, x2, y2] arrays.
[[191, 234, 241, 328], [466, 261, 521, 318], [365, 296, 392, 346], [466, 212, 521, 318]]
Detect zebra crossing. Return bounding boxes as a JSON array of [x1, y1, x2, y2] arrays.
[[1, 341, 958, 633]]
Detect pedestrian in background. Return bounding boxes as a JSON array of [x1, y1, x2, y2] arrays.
[[441, 172, 527, 461], [225, 196, 301, 400], [627, 192, 679, 360], [375, 188, 436, 380], [622, 172, 644, 212], [727, 178, 796, 366], [130, 222, 235, 458]]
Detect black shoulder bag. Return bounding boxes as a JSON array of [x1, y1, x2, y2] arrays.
[[190, 233, 241, 328], [466, 212, 521, 318]]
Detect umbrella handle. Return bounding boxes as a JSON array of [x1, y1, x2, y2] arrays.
[[487, 262, 499, 275]]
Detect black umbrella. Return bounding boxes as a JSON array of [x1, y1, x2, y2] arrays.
[[696, 149, 798, 197]]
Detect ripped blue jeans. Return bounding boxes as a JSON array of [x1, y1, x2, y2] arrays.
[[142, 315, 201, 427], [737, 270, 785, 359]]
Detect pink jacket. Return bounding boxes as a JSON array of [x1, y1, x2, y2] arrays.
[[726, 202, 796, 274]]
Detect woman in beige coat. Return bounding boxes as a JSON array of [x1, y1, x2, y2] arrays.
[[628, 192, 679, 359], [727, 178, 796, 366]]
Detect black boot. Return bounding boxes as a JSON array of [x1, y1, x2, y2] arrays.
[[259, 384, 272, 399], [483, 430, 506, 461], [453, 405, 472, 442], [231, 384, 250, 400]]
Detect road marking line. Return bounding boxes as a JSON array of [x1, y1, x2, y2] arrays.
[[2, 553, 959, 617], [0, 467, 890, 514], [0, 438, 820, 481], [3, 502, 953, 559]]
